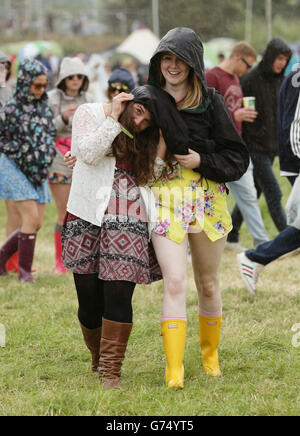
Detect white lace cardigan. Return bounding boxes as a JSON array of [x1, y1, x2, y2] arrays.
[[67, 102, 165, 236]]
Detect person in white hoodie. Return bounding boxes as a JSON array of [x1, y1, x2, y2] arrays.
[[47, 57, 94, 274]]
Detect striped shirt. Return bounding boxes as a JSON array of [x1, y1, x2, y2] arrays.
[[290, 92, 300, 159]]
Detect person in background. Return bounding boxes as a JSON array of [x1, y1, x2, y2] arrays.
[[47, 57, 93, 274], [232, 39, 292, 242], [0, 58, 56, 282], [277, 67, 300, 186], [238, 65, 300, 295], [0, 51, 12, 110], [237, 176, 300, 295], [0, 50, 22, 273], [64, 67, 135, 169], [106, 66, 135, 101], [206, 41, 269, 251]]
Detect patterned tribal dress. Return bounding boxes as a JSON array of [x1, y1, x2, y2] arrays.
[[62, 159, 162, 284]]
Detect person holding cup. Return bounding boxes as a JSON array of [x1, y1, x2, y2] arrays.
[[206, 41, 269, 251]]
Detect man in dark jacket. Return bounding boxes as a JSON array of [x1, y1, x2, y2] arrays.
[[231, 38, 292, 237], [277, 67, 300, 186]]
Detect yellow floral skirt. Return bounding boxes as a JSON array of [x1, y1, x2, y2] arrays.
[[151, 163, 232, 244]]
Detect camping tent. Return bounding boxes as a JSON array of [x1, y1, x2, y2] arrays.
[[116, 28, 160, 65], [0, 40, 63, 59], [203, 37, 237, 69]]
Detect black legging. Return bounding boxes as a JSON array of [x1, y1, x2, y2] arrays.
[[73, 273, 136, 329]]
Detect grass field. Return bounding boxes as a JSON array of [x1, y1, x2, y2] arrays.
[[0, 159, 300, 416]]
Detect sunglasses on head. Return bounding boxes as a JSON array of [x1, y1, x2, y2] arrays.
[[241, 58, 253, 70], [67, 74, 84, 80], [109, 82, 130, 93], [32, 81, 49, 90]]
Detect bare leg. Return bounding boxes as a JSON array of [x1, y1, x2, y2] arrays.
[[189, 232, 226, 315], [189, 232, 226, 377], [151, 232, 189, 388], [49, 183, 71, 226], [151, 233, 188, 321], [5, 200, 21, 236], [14, 200, 44, 233]]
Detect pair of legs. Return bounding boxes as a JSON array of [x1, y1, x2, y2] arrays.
[[13, 199, 45, 234], [73, 273, 136, 328], [73, 273, 135, 388], [230, 154, 287, 244], [152, 231, 226, 386], [227, 162, 269, 248], [152, 231, 225, 320], [0, 199, 45, 281], [50, 183, 70, 273]]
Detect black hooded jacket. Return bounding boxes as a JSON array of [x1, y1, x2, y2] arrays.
[[241, 38, 292, 157], [147, 27, 249, 183], [132, 84, 190, 154]]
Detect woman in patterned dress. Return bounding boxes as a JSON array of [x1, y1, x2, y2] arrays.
[[0, 58, 56, 282], [148, 28, 249, 388], [61, 85, 173, 389]]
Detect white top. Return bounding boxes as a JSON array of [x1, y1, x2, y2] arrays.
[[67, 102, 165, 236]]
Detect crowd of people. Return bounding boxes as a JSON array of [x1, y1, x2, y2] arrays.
[[0, 28, 299, 390]]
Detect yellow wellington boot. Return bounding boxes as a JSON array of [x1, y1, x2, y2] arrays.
[[161, 320, 187, 389], [198, 314, 222, 377]]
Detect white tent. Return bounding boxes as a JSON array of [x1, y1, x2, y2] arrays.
[[116, 28, 160, 65]]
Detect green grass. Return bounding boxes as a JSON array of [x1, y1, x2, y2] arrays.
[[0, 159, 300, 416]]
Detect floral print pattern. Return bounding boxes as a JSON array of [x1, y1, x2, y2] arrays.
[[152, 164, 232, 244], [0, 58, 56, 188]]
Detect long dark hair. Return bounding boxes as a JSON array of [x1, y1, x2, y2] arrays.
[[110, 102, 160, 186]]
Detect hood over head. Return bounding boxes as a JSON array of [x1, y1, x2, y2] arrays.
[[148, 27, 209, 107], [258, 38, 292, 77], [0, 50, 12, 81], [56, 57, 89, 92], [132, 84, 189, 154], [108, 67, 135, 91], [14, 57, 48, 103]]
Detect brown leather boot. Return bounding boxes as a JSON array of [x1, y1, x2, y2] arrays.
[[79, 323, 102, 372], [98, 318, 133, 389]]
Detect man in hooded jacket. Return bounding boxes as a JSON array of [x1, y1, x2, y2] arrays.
[[230, 38, 292, 241]]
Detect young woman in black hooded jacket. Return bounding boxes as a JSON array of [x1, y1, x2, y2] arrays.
[[148, 27, 249, 388]]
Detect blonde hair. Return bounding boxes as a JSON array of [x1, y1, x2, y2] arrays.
[[159, 65, 203, 110], [179, 72, 203, 110], [229, 41, 257, 60]]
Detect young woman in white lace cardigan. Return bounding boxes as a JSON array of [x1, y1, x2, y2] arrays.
[[61, 88, 167, 389]]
